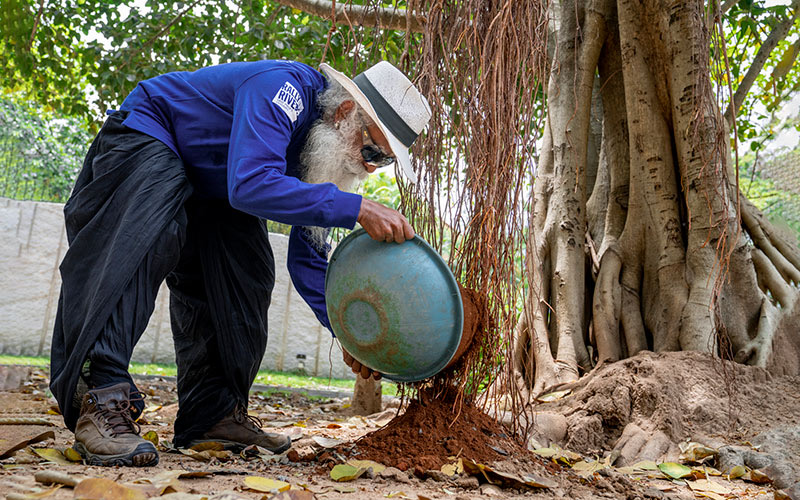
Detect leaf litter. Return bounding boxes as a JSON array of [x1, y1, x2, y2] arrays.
[[0, 364, 786, 500]]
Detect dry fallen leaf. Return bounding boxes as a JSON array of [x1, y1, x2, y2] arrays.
[[3, 485, 61, 499], [530, 445, 581, 463], [243, 476, 291, 493], [63, 447, 82, 462], [330, 464, 366, 482], [571, 460, 608, 478], [312, 436, 343, 448], [742, 469, 771, 484], [142, 430, 159, 447], [461, 458, 557, 489], [179, 448, 232, 462], [686, 478, 730, 495], [32, 448, 72, 465], [347, 459, 386, 475], [727, 465, 746, 479], [657, 462, 692, 479], [679, 442, 717, 463], [0, 431, 54, 459], [534, 389, 572, 403], [74, 478, 147, 500], [190, 441, 225, 452], [266, 491, 316, 500]]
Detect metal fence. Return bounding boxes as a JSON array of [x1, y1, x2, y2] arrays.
[[0, 136, 78, 203]]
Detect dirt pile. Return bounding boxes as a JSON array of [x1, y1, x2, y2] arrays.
[[349, 389, 527, 472], [531, 351, 800, 464]]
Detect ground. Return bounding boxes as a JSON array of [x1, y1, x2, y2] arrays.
[[0, 352, 797, 500]]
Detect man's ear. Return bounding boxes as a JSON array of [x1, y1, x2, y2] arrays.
[[334, 100, 356, 124]]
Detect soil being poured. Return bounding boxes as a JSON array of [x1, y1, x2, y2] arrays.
[[345, 285, 517, 472], [348, 388, 523, 472]]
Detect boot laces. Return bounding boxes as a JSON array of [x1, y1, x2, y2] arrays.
[[97, 392, 145, 437], [233, 405, 263, 432]]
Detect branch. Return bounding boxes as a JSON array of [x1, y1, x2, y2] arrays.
[[116, 0, 204, 73], [27, 0, 45, 50], [724, 0, 800, 126], [272, 0, 426, 33]]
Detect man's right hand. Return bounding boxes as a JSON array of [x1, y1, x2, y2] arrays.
[[357, 198, 415, 243]]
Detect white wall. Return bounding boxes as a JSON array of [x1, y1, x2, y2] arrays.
[[0, 197, 353, 379]]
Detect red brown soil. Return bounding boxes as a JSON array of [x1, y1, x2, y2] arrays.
[[444, 285, 481, 369], [348, 389, 526, 472]]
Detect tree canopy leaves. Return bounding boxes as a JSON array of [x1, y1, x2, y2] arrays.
[[1, 0, 416, 127]]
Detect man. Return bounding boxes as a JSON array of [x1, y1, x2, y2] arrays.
[[49, 59, 432, 467]]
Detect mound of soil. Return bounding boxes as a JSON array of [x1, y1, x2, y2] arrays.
[[349, 389, 525, 472], [533, 351, 800, 461]]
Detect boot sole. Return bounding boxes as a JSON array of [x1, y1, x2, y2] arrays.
[[74, 441, 159, 467], [188, 437, 291, 455]]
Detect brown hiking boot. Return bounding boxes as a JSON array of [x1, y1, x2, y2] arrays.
[[73, 382, 158, 467], [189, 405, 291, 454]]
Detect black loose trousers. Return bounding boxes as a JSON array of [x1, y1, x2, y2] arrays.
[[50, 112, 276, 446]]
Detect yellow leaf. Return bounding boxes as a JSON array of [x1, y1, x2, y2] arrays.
[[347, 459, 386, 475], [686, 479, 730, 495], [330, 464, 366, 482], [142, 431, 159, 447], [385, 491, 408, 498], [5, 485, 61, 499], [63, 447, 82, 462], [32, 448, 72, 465], [727, 465, 746, 479], [243, 476, 291, 493], [142, 405, 162, 414], [535, 389, 572, 402], [189, 441, 224, 451], [657, 462, 692, 479], [74, 478, 147, 500], [742, 469, 771, 484], [440, 464, 457, 476], [179, 448, 232, 462]]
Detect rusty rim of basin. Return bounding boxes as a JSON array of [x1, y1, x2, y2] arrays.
[[325, 228, 464, 382]]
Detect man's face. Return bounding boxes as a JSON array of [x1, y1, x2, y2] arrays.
[[298, 103, 394, 250], [299, 103, 393, 192]]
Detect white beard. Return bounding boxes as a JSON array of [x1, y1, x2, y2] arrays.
[[299, 117, 368, 252]]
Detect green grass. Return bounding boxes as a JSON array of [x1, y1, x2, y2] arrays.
[[0, 354, 397, 396]]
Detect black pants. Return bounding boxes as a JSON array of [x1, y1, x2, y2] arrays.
[[50, 112, 275, 446]]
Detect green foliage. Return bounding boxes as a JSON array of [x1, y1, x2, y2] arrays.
[[722, 0, 800, 150], [0, 96, 91, 201], [739, 150, 800, 243], [1, 0, 415, 127], [358, 171, 400, 209]]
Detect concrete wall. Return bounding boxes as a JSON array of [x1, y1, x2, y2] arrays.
[[0, 197, 353, 379]]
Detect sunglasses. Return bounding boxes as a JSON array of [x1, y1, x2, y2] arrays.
[[360, 127, 395, 168]]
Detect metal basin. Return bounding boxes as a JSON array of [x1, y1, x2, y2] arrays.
[[325, 229, 464, 382]]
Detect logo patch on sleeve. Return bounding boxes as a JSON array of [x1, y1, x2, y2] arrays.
[[272, 81, 304, 122]]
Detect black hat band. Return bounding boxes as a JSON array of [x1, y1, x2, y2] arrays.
[[353, 73, 418, 148]]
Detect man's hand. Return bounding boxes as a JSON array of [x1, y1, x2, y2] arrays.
[[342, 349, 382, 380], [357, 198, 414, 243]]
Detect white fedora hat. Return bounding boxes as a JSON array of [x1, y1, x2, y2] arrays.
[[319, 61, 431, 184]]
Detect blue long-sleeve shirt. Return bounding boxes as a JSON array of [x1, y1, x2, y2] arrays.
[[118, 60, 362, 331]]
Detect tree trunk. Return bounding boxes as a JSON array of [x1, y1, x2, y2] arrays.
[[513, 0, 800, 395], [351, 376, 382, 415]]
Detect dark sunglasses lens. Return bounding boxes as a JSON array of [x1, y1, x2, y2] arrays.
[[361, 146, 394, 167]]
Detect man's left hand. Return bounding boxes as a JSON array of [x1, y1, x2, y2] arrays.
[[342, 349, 382, 380]]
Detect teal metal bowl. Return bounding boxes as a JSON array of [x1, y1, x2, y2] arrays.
[[325, 229, 463, 382]]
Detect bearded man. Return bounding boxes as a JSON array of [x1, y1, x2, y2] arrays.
[[49, 60, 431, 467]]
